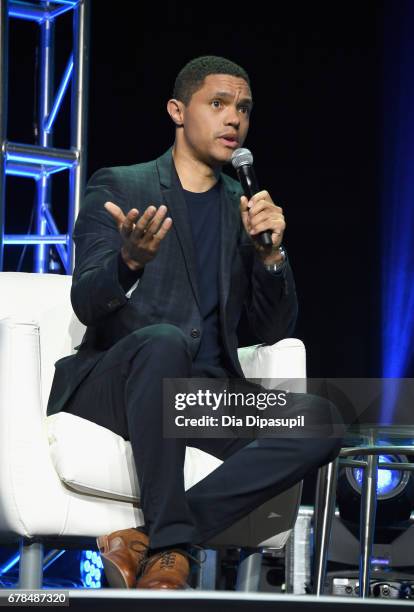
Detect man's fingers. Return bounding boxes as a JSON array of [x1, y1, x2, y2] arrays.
[[136, 204, 168, 237], [240, 196, 251, 232], [248, 199, 283, 218], [104, 201, 126, 226], [240, 195, 249, 212], [133, 205, 157, 236], [248, 190, 275, 207], [126, 208, 139, 221], [121, 208, 139, 238], [152, 217, 173, 243], [251, 219, 285, 235], [250, 210, 284, 230]]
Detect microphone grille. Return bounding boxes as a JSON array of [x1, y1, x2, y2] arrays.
[[231, 148, 253, 169]]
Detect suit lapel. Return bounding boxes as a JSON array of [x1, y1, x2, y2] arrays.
[[156, 148, 201, 311], [219, 177, 241, 313]]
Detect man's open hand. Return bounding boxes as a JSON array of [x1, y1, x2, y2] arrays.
[[104, 202, 173, 271]]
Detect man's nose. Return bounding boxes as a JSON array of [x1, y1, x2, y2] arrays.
[[225, 106, 240, 126]]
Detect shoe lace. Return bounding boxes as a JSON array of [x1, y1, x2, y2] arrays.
[[143, 544, 207, 573], [160, 551, 177, 569]]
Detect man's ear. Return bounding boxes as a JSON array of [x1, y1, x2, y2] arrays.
[[167, 98, 184, 127]]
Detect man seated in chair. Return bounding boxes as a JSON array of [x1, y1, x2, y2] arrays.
[[47, 55, 342, 590]]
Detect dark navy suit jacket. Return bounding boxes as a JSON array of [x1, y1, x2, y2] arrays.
[[46, 146, 298, 416]]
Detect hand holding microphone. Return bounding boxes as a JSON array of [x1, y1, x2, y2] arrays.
[[231, 148, 286, 264]]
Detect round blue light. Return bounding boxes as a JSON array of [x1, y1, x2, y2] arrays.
[[80, 550, 103, 589], [353, 455, 402, 497]]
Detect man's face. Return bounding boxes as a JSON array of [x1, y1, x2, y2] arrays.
[[177, 73, 253, 166]]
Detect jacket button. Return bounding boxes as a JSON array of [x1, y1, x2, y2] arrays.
[[190, 328, 200, 338], [107, 298, 121, 309]]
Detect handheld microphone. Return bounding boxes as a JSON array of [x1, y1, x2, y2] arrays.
[[231, 148, 273, 247]]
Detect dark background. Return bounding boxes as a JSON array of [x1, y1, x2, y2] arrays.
[[5, 0, 386, 379]]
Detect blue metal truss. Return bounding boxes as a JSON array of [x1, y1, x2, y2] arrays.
[[0, 0, 89, 273]]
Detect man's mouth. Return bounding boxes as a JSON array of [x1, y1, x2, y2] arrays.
[[219, 135, 239, 148]]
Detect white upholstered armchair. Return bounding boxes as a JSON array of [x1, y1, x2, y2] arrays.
[[0, 271, 306, 590]]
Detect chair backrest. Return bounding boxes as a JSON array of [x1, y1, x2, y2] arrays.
[[0, 272, 85, 413]]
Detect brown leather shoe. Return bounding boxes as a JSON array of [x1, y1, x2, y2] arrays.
[[136, 546, 204, 590], [97, 528, 149, 588]]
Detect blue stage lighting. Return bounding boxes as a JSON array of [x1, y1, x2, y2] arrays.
[[44, 57, 74, 133], [79, 550, 102, 589], [0, 553, 20, 575], [381, 0, 414, 384], [5, 168, 40, 179], [6, 153, 74, 168], [349, 455, 409, 500], [339, 449, 414, 526]]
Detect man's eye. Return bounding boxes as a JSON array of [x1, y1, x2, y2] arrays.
[[212, 100, 221, 108]]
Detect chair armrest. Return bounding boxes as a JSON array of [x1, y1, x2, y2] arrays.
[[238, 338, 307, 391]]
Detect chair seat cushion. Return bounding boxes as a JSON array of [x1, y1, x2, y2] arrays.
[[46, 412, 222, 504]]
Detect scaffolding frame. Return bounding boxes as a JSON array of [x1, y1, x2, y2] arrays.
[[0, 0, 89, 274]]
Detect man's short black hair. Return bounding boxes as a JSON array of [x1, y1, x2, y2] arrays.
[[173, 55, 251, 106]]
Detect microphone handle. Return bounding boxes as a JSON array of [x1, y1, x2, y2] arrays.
[[236, 165, 273, 247]]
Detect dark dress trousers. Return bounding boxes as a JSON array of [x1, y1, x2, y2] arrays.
[[46, 146, 342, 548]]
